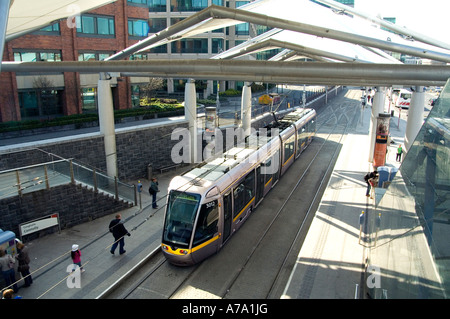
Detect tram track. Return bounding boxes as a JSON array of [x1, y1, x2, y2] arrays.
[[99, 88, 363, 299]]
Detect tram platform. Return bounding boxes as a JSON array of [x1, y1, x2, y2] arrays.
[[281, 99, 406, 299], [1, 90, 407, 300]]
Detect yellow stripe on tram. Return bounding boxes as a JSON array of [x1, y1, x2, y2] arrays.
[[233, 197, 255, 223]]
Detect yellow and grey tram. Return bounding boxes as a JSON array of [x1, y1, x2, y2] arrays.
[[161, 108, 316, 266]]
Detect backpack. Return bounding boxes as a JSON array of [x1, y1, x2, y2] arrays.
[[364, 173, 369, 182], [149, 186, 155, 195]]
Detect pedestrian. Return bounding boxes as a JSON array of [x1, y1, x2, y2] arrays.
[[396, 144, 403, 162], [368, 171, 379, 199], [109, 214, 131, 255], [0, 250, 18, 293], [71, 244, 84, 273], [2, 288, 21, 299], [149, 177, 159, 209], [16, 242, 33, 287], [364, 170, 378, 198]]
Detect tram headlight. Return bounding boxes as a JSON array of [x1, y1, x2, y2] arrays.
[[179, 250, 188, 255]]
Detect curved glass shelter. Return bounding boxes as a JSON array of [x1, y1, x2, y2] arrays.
[[366, 80, 450, 299]]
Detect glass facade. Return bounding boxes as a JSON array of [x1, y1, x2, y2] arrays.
[[366, 80, 450, 298]]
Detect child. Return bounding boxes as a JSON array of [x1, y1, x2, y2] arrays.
[[71, 244, 85, 273]]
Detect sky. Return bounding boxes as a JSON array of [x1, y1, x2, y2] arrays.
[[354, 0, 450, 43]]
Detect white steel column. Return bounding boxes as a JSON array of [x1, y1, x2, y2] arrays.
[[404, 86, 425, 152], [185, 79, 198, 163], [368, 87, 386, 162], [98, 74, 117, 177], [241, 82, 252, 138]]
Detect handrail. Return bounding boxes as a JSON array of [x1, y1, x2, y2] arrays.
[[0, 159, 136, 205]]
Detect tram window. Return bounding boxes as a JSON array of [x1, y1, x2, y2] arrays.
[[163, 191, 201, 247], [193, 200, 219, 246], [233, 171, 255, 218]]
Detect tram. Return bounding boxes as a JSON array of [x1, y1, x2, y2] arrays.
[[161, 108, 316, 266]]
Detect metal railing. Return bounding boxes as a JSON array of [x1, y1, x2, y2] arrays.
[[0, 159, 136, 205]]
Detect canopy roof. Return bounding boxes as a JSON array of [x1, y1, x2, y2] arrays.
[[2, 0, 450, 86], [6, 0, 115, 40], [131, 0, 450, 64]]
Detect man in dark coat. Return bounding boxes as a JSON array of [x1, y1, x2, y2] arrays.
[[109, 214, 130, 255]]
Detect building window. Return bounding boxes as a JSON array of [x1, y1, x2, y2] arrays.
[[148, 45, 167, 53], [235, 23, 249, 35], [236, 1, 249, 8], [212, 38, 224, 54], [14, 50, 62, 62], [78, 52, 113, 61], [149, 0, 166, 12], [18, 89, 63, 119], [81, 88, 97, 113], [170, 0, 207, 12], [148, 18, 167, 33], [212, 0, 223, 5], [128, 19, 150, 37], [128, 0, 149, 6], [76, 15, 115, 37], [130, 53, 148, 60], [171, 38, 208, 53], [33, 22, 60, 36]]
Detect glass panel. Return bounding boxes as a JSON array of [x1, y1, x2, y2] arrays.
[[15, 52, 37, 62], [149, 0, 166, 12], [193, 200, 219, 246], [366, 81, 450, 299], [97, 17, 110, 35], [81, 88, 97, 112], [163, 191, 201, 248], [81, 16, 95, 34]]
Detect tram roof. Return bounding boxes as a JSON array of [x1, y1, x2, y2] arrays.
[[183, 108, 313, 185]]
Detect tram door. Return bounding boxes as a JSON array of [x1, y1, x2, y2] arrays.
[[222, 192, 233, 243]]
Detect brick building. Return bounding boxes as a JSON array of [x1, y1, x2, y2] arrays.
[[0, 0, 149, 123], [0, 0, 269, 124]]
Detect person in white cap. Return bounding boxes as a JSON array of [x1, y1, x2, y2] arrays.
[[71, 244, 84, 273]]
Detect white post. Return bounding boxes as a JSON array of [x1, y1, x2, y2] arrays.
[[404, 86, 425, 152], [185, 79, 198, 163], [98, 74, 117, 177], [241, 82, 252, 138], [368, 87, 386, 162]]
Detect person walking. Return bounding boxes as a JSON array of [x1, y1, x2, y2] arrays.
[[396, 144, 403, 162], [16, 242, 33, 287], [109, 214, 130, 255], [149, 177, 159, 209], [71, 244, 84, 273], [0, 250, 18, 293]]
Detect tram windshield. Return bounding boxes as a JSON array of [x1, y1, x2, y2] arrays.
[[163, 190, 201, 248]]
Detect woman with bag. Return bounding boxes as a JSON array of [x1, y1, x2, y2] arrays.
[[0, 250, 18, 292], [16, 242, 33, 287]]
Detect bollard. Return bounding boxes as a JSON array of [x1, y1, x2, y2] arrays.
[[359, 211, 365, 244]]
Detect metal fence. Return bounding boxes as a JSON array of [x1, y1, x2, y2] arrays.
[[0, 159, 136, 205]]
